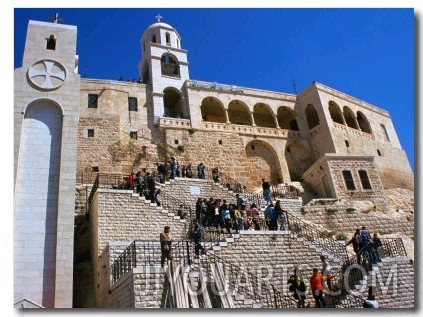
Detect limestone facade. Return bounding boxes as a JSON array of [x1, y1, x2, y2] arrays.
[[14, 16, 414, 309], [14, 20, 79, 308]]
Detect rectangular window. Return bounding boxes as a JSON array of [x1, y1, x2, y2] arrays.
[[380, 124, 390, 142], [130, 131, 138, 140], [88, 94, 98, 108], [87, 129, 95, 137], [358, 170, 372, 190], [128, 97, 138, 111], [342, 170, 356, 190], [345, 140, 349, 147]]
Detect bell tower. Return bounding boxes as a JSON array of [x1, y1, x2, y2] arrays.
[[14, 14, 79, 308], [138, 15, 190, 123]]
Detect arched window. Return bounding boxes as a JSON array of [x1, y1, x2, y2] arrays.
[[152, 34, 157, 43], [277, 106, 298, 130], [163, 87, 184, 118], [305, 104, 320, 130], [328, 101, 344, 124], [201, 97, 226, 123], [228, 100, 252, 125], [166, 32, 171, 45], [46, 34, 56, 50], [253, 103, 276, 128], [357, 111, 372, 134], [161, 54, 180, 78], [343, 106, 358, 129]]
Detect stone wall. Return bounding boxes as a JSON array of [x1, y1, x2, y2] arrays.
[[297, 205, 414, 238]]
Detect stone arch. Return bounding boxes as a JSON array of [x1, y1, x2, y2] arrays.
[[245, 139, 281, 187], [343, 106, 358, 129], [161, 53, 180, 78], [305, 103, 320, 130], [285, 141, 314, 181], [253, 102, 276, 128], [328, 100, 344, 124], [15, 99, 63, 307], [357, 111, 373, 134], [228, 99, 252, 125], [201, 97, 226, 123], [163, 87, 184, 118], [277, 106, 298, 130]]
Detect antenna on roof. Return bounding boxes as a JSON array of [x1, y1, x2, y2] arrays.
[[292, 79, 298, 95], [49, 12, 64, 24], [290, 69, 298, 94]]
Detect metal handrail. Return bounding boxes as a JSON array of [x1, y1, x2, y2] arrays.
[[286, 212, 350, 262], [327, 236, 407, 308], [271, 184, 299, 199], [110, 239, 298, 308]]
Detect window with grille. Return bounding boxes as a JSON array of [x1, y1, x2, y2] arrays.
[[128, 97, 138, 111], [358, 170, 372, 190], [88, 94, 98, 108], [342, 170, 356, 190]]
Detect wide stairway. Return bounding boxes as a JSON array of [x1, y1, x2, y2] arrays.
[[91, 172, 414, 308]]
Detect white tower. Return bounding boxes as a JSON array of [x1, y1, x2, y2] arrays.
[[14, 15, 79, 308], [138, 15, 190, 123]]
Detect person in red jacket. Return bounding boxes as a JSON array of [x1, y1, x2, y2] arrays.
[[309, 268, 333, 308]]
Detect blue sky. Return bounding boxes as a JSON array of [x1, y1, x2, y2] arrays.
[[13, 8, 415, 171]]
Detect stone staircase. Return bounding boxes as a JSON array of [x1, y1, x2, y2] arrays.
[[99, 177, 414, 308]]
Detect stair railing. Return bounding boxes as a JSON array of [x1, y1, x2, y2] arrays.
[[286, 212, 350, 263], [110, 239, 298, 308], [326, 236, 407, 308], [186, 247, 299, 308]]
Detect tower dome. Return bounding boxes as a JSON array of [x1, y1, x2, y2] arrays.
[[141, 20, 181, 50]]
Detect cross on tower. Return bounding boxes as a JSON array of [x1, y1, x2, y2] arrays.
[[155, 14, 162, 22], [49, 12, 64, 24]]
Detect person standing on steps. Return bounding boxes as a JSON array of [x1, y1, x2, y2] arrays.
[[346, 228, 362, 265], [363, 286, 380, 308], [193, 219, 206, 258], [197, 162, 205, 179], [360, 226, 378, 264], [373, 233, 383, 262], [160, 226, 173, 268], [309, 267, 333, 308], [288, 267, 307, 308], [234, 206, 244, 233], [262, 178, 271, 204], [320, 255, 332, 290], [274, 200, 287, 231]]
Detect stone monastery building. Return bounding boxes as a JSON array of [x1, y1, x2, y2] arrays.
[[14, 14, 414, 308]]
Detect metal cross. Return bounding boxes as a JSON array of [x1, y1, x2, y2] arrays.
[[50, 12, 63, 24], [155, 14, 162, 22]]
